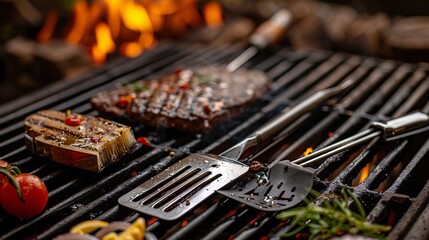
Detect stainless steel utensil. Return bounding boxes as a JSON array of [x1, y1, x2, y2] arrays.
[[226, 9, 292, 72], [217, 112, 429, 211], [118, 82, 352, 220]]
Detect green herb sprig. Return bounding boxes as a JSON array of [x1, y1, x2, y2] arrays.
[[126, 82, 149, 92], [276, 188, 391, 240]]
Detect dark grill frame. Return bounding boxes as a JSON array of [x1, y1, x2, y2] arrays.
[[0, 43, 429, 240]]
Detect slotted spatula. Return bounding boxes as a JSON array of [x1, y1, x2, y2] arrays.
[[119, 81, 353, 220], [217, 112, 429, 211]]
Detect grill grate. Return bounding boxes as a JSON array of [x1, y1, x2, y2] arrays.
[[0, 43, 429, 240]]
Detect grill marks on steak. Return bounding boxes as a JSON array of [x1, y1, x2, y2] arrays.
[[91, 66, 271, 132]]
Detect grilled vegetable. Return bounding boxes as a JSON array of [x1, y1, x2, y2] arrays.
[[0, 173, 48, 219], [24, 110, 137, 172], [54, 218, 146, 240], [276, 188, 391, 240], [91, 66, 271, 132], [70, 220, 109, 234]]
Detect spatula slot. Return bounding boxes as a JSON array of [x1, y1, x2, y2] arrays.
[[151, 171, 213, 209], [119, 153, 249, 220], [131, 165, 192, 203], [141, 168, 203, 205], [264, 185, 273, 196], [163, 173, 222, 212]]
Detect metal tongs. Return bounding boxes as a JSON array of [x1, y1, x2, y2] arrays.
[[217, 112, 429, 211]]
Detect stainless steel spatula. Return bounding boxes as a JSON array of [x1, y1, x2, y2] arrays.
[[217, 112, 429, 211], [118, 82, 352, 220]]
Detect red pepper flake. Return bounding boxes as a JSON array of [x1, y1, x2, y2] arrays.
[[203, 105, 211, 114], [137, 137, 151, 147], [65, 116, 84, 126], [179, 83, 191, 90], [131, 170, 138, 177], [116, 95, 134, 109]]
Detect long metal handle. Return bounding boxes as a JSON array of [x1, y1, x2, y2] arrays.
[[249, 9, 292, 49], [253, 80, 353, 143], [293, 112, 429, 167], [226, 9, 292, 72], [372, 112, 429, 140], [220, 80, 353, 161]]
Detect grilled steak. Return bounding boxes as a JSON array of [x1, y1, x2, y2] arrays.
[[25, 110, 137, 172], [91, 66, 271, 132]]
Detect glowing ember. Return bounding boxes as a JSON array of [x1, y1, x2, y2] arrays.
[[147, 217, 158, 226], [328, 131, 334, 137], [204, 1, 223, 27], [226, 209, 237, 218], [181, 220, 189, 227], [121, 42, 143, 58], [303, 147, 314, 156], [358, 163, 370, 184]]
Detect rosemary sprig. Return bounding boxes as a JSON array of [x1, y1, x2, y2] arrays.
[[276, 188, 391, 240], [126, 82, 149, 92]]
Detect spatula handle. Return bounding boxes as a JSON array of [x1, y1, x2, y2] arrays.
[[254, 80, 353, 143], [219, 80, 353, 161]]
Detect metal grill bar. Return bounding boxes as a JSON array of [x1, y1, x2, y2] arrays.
[[0, 43, 428, 240]]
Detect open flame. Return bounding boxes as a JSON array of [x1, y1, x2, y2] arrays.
[[358, 163, 370, 184], [38, 0, 223, 64], [303, 147, 314, 157], [204, 1, 223, 27]]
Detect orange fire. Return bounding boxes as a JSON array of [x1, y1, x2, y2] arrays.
[[66, 0, 89, 44], [204, 1, 223, 27], [92, 22, 116, 64], [303, 147, 314, 156], [37, 10, 58, 43], [38, 0, 223, 64], [358, 163, 370, 184]]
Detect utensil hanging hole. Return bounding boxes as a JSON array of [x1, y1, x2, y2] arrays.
[[211, 164, 220, 168]]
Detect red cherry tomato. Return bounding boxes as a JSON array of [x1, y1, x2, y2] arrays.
[[0, 173, 48, 219], [65, 116, 84, 126]]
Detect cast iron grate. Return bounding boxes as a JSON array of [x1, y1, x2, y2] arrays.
[[0, 43, 429, 240]]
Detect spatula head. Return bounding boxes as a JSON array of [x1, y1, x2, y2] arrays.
[[217, 160, 315, 212], [118, 153, 249, 221]]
